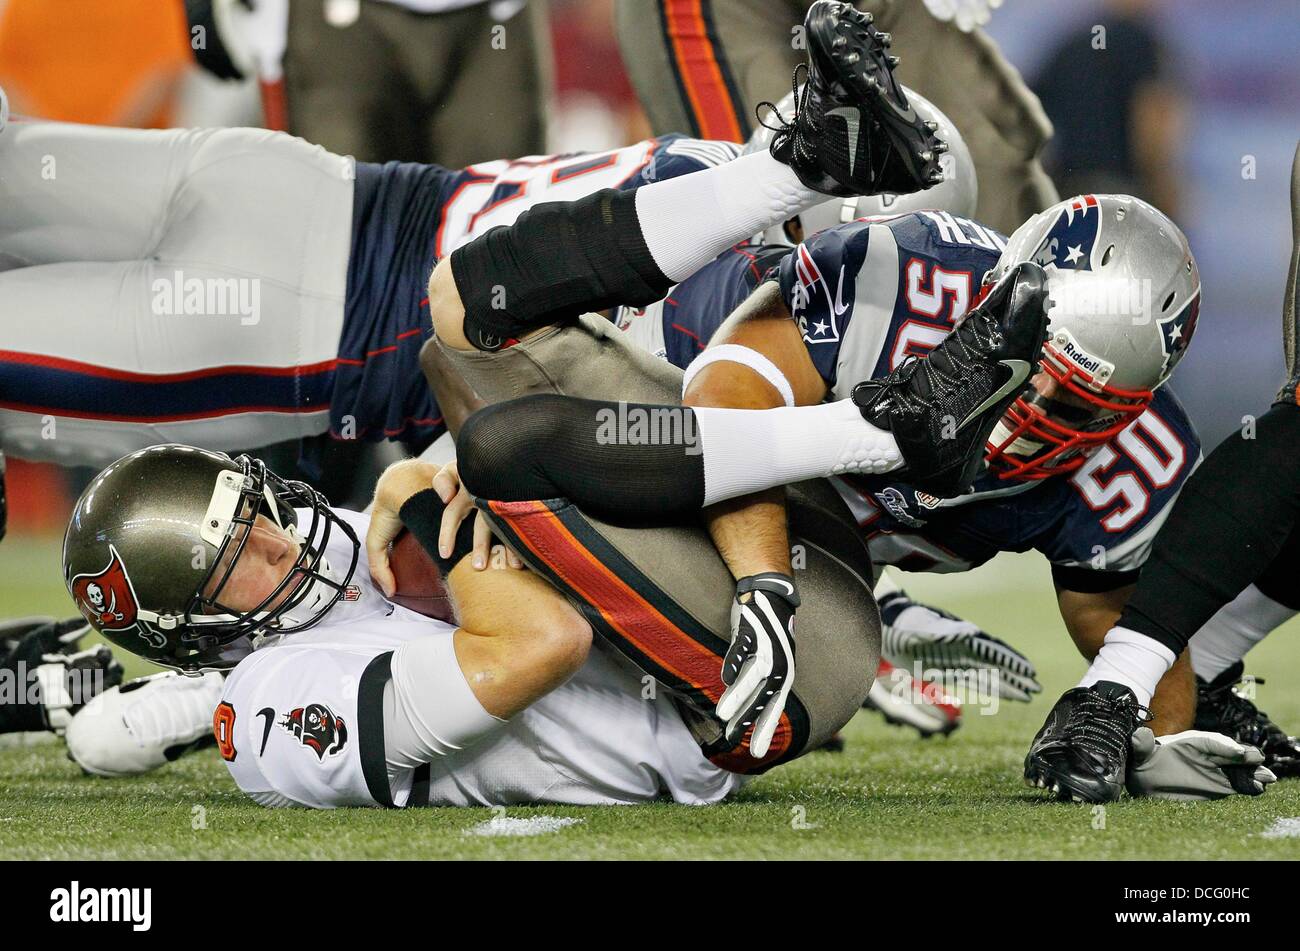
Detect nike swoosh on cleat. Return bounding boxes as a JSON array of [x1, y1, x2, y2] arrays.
[[958, 359, 1031, 432], [827, 106, 862, 176], [880, 97, 918, 125]]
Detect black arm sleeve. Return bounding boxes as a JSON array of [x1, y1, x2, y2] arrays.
[[1119, 402, 1300, 654], [1051, 564, 1141, 594], [397, 488, 476, 574]]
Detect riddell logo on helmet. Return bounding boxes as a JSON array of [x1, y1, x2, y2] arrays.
[[1053, 330, 1116, 385], [1060, 339, 1103, 375]]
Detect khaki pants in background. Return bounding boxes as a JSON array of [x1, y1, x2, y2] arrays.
[[285, 0, 550, 168]]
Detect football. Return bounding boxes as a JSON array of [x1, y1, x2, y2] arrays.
[[387, 528, 455, 623]]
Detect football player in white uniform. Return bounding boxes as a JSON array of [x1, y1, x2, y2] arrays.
[[62, 445, 754, 807]]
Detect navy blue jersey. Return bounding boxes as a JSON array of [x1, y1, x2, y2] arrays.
[[641, 211, 1202, 587], [832, 386, 1199, 581], [615, 242, 789, 363], [778, 210, 1009, 399], [336, 135, 740, 446]]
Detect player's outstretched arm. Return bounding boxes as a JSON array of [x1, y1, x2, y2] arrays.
[[681, 285, 831, 757], [683, 283, 830, 580]]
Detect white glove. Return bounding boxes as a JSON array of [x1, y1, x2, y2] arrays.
[[716, 573, 798, 759], [1127, 728, 1277, 800], [880, 592, 1040, 702], [921, 0, 1003, 32], [65, 672, 225, 777]]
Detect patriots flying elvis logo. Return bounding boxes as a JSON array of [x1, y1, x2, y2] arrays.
[[1157, 290, 1201, 375], [793, 244, 848, 345], [1031, 195, 1100, 272]]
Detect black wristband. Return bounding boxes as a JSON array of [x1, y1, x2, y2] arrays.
[[736, 572, 801, 608], [396, 488, 477, 575]]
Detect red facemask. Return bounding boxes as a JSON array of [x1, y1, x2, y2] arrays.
[[984, 338, 1153, 481]]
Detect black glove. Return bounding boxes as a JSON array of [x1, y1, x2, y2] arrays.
[[0, 618, 125, 734], [716, 573, 799, 758]]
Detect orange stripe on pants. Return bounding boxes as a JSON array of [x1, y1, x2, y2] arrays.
[[662, 0, 744, 142], [485, 498, 793, 772]]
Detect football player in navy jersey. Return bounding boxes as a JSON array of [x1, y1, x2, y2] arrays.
[[611, 89, 1046, 736], [663, 192, 1214, 800], [433, 174, 1251, 800], [1026, 147, 1300, 800]]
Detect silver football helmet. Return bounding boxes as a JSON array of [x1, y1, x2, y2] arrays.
[[744, 85, 977, 244], [984, 194, 1201, 480]]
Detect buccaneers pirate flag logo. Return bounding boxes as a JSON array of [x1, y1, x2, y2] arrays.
[[70, 544, 140, 631], [281, 703, 348, 760]]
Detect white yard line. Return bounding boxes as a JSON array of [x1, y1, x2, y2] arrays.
[[463, 815, 584, 838], [1259, 817, 1300, 839]]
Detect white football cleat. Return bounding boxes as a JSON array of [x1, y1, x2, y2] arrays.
[[863, 658, 962, 737], [65, 671, 224, 777]]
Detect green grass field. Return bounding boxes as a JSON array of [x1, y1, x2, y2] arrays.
[[3, 533, 1298, 860]]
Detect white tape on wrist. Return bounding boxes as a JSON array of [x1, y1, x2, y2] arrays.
[[681, 344, 796, 407]]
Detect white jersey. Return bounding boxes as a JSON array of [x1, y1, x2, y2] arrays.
[[434, 135, 740, 259], [217, 509, 742, 808]]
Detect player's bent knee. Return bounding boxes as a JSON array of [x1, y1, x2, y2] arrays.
[[428, 257, 472, 350], [457, 394, 572, 501]]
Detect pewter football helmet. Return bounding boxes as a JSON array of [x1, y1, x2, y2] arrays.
[[744, 86, 977, 244], [63, 444, 359, 671], [984, 194, 1201, 479]]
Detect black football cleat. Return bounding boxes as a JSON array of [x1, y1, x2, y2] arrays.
[[1024, 681, 1148, 804], [853, 262, 1050, 497], [1195, 662, 1300, 779], [763, 1, 946, 197]]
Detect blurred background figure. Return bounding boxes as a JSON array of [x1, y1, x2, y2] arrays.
[[1032, 0, 1185, 218], [281, 0, 549, 166], [548, 0, 650, 151], [188, 0, 551, 167], [612, 0, 1058, 234]]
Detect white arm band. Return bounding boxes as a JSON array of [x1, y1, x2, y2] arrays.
[[681, 344, 797, 407]]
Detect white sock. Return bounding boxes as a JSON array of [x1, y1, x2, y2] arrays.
[[693, 398, 902, 506], [635, 151, 820, 282], [1189, 584, 1296, 681], [1077, 626, 1177, 707]]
